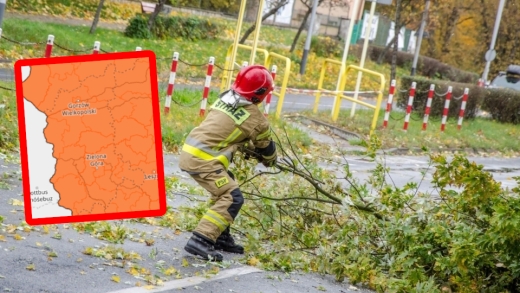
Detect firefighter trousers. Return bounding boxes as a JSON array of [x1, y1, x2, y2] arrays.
[[189, 169, 244, 242]]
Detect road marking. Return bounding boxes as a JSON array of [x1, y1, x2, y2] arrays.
[[105, 266, 263, 293]]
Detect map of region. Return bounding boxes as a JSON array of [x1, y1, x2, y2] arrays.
[[16, 53, 165, 224]]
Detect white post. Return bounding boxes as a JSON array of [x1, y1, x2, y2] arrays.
[[350, 0, 377, 118], [332, 0, 361, 116]]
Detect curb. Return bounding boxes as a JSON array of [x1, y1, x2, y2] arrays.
[[284, 114, 362, 141]]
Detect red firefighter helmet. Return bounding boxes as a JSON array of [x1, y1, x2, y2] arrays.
[[231, 65, 274, 104]]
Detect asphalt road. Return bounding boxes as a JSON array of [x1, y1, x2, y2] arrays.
[[170, 83, 387, 114], [2, 143, 520, 293]]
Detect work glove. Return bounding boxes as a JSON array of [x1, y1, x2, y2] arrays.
[[260, 144, 277, 168], [242, 141, 260, 161]]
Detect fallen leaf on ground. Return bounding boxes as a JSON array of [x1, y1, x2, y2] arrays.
[[26, 264, 35, 271], [8, 198, 23, 206], [111, 275, 121, 283], [247, 257, 259, 266]]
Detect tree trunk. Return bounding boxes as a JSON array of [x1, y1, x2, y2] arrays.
[[148, 0, 166, 31], [290, 8, 312, 53], [239, 0, 289, 44], [377, 34, 397, 64], [390, 0, 402, 82], [89, 0, 106, 34], [245, 0, 260, 22], [440, 7, 460, 56]]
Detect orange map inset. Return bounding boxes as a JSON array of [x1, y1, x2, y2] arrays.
[[23, 58, 160, 216]]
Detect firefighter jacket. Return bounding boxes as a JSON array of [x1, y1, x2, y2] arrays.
[[179, 96, 276, 174]]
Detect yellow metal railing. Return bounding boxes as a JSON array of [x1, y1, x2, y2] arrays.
[[314, 58, 343, 113], [220, 44, 269, 92], [333, 65, 386, 136], [265, 52, 291, 119]]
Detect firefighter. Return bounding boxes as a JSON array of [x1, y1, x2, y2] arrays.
[[179, 65, 277, 261]]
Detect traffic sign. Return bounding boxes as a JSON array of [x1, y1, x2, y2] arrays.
[[485, 49, 496, 62]]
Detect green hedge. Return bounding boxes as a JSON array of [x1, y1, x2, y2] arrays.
[[397, 76, 520, 124], [125, 14, 222, 41], [481, 88, 520, 124], [349, 45, 479, 84], [396, 76, 485, 119]]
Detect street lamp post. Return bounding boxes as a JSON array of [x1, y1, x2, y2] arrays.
[[482, 0, 506, 83], [300, 0, 319, 74], [410, 0, 430, 76]]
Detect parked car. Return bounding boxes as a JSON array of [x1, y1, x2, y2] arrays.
[[488, 64, 520, 91]]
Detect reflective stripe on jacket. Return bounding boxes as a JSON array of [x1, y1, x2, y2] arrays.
[[179, 99, 273, 173]]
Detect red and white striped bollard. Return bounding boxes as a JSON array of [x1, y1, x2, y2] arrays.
[[45, 35, 54, 58], [264, 65, 277, 117], [199, 56, 215, 116], [457, 88, 469, 130], [440, 86, 453, 132], [164, 52, 179, 115], [93, 41, 100, 54], [242, 61, 248, 68], [403, 82, 416, 132], [382, 79, 396, 128], [136, 47, 142, 51], [422, 84, 435, 131]]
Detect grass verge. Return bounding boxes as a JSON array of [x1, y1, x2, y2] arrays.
[[301, 108, 520, 156]]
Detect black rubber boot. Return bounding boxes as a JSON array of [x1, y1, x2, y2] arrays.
[[184, 232, 223, 262], [214, 227, 244, 254]]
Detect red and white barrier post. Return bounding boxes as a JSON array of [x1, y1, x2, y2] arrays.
[[264, 65, 277, 117], [93, 41, 100, 54], [45, 35, 54, 58], [477, 78, 484, 87], [382, 79, 396, 128], [457, 88, 469, 130], [440, 86, 453, 132], [136, 47, 142, 51], [422, 84, 435, 131], [199, 56, 215, 117], [403, 82, 416, 132], [164, 52, 179, 115], [242, 61, 249, 68]]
